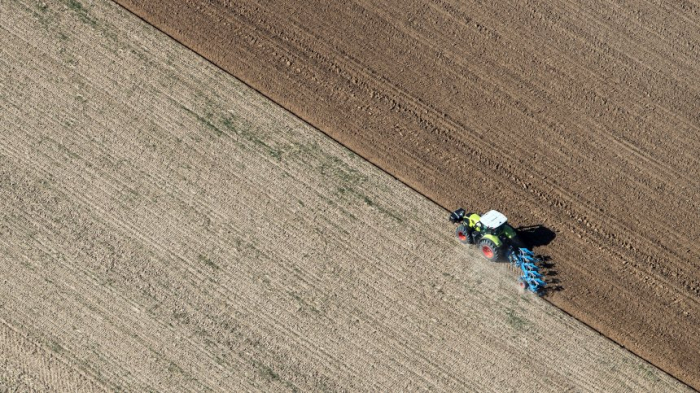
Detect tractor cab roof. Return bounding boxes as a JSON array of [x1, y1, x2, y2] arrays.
[[480, 210, 508, 228]]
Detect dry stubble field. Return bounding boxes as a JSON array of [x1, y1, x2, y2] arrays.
[[0, 0, 690, 391], [114, 0, 700, 387]]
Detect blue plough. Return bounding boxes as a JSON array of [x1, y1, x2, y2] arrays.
[[506, 248, 546, 294]]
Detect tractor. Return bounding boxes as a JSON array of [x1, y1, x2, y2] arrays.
[[449, 208, 547, 294], [449, 208, 523, 261]]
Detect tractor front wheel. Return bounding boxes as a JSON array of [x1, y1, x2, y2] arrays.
[[456, 225, 473, 244], [478, 238, 500, 261]]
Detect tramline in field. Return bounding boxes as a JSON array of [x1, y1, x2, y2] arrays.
[[449, 208, 546, 294]]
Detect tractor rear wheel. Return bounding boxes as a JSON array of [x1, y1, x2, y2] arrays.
[[509, 236, 526, 249], [478, 238, 500, 261], [455, 225, 473, 244]]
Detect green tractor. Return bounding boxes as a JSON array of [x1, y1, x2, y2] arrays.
[[449, 208, 523, 261]]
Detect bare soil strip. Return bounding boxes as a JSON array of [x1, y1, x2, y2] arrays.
[[0, 0, 690, 391], [111, 0, 700, 387]]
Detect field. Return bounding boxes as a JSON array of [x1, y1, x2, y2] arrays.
[[113, 0, 700, 387], [0, 0, 690, 391]]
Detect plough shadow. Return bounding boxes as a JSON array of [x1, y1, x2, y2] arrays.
[[515, 225, 563, 294]]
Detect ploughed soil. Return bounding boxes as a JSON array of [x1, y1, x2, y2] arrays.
[[113, 0, 700, 387]]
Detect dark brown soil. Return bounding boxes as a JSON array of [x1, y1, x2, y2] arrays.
[[113, 0, 700, 387]]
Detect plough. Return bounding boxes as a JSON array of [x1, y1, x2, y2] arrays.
[[507, 248, 546, 294]]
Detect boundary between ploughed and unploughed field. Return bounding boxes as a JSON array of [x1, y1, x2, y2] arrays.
[[0, 0, 691, 391], [110, 0, 700, 388]]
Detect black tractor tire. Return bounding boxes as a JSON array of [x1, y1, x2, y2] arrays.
[[455, 225, 473, 244], [509, 236, 526, 249], [478, 238, 500, 261]]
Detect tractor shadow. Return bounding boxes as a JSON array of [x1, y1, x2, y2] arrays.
[[515, 225, 556, 248], [514, 225, 563, 294]]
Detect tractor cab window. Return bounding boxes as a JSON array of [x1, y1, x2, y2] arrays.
[[488, 225, 505, 236]]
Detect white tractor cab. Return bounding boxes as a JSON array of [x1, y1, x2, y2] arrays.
[[478, 210, 508, 230]]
